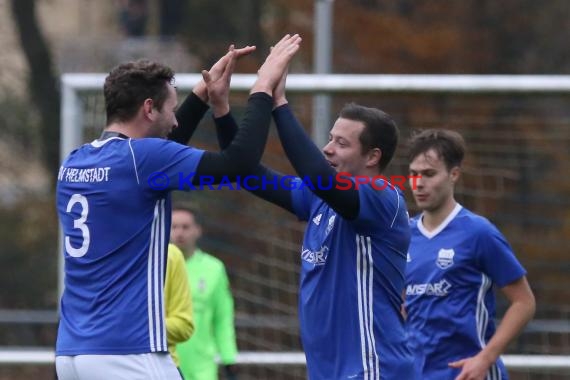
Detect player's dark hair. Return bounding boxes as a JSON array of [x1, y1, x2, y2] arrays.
[[407, 129, 466, 170], [338, 103, 399, 172], [172, 203, 201, 225], [104, 59, 174, 124]]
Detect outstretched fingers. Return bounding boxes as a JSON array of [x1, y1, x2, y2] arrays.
[[201, 69, 212, 84], [194, 43, 256, 103], [251, 34, 302, 95], [221, 49, 237, 85], [269, 34, 302, 60], [233, 45, 256, 59]]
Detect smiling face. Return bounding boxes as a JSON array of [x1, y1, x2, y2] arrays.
[[409, 148, 459, 213], [322, 117, 380, 176]]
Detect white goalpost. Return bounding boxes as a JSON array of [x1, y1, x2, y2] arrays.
[[2, 348, 570, 370]]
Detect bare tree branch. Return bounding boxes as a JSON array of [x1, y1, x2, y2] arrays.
[[10, 0, 60, 178]]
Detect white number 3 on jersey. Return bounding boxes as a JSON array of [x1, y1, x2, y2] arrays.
[[65, 194, 90, 257]]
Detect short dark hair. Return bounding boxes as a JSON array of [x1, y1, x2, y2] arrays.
[[338, 103, 399, 171], [407, 129, 466, 170], [103, 59, 175, 124], [172, 203, 200, 224]]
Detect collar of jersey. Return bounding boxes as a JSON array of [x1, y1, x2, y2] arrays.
[[90, 137, 127, 148], [417, 203, 463, 239], [91, 131, 129, 148], [188, 248, 207, 262]]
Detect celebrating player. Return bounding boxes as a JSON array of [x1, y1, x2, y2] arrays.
[[55, 34, 301, 379], [197, 65, 417, 379]]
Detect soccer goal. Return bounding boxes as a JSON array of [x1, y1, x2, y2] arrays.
[[54, 73, 570, 380]]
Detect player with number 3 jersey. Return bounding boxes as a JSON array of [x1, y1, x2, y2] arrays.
[[55, 35, 302, 379]]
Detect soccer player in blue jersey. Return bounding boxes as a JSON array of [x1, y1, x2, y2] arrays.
[[55, 34, 301, 379], [405, 129, 536, 380], [198, 66, 417, 379]]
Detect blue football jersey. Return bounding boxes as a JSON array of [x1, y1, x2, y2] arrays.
[[55, 136, 204, 355], [405, 204, 526, 380], [290, 178, 417, 380]]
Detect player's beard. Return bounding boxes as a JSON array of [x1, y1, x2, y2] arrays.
[[149, 120, 172, 139]]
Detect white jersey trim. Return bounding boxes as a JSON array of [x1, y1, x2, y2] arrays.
[[389, 189, 400, 229], [356, 235, 380, 380], [89, 137, 141, 185], [128, 139, 141, 185], [147, 199, 167, 352], [90, 136, 124, 148], [417, 203, 463, 239], [476, 274, 501, 380], [147, 205, 156, 351]]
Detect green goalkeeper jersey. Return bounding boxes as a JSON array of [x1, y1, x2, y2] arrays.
[[177, 249, 237, 380]]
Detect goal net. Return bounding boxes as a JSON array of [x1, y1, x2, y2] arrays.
[[60, 74, 570, 380]]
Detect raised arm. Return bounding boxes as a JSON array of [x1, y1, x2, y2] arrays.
[[167, 92, 208, 144], [168, 45, 256, 145], [213, 112, 295, 214], [203, 46, 296, 214], [271, 69, 360, 220], [194, 34, 302, 183]]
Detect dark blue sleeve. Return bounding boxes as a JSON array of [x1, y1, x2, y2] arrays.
[[214, 113, 237, 149], [213, 111, 295, 214], [273, 104, 360, 220], [168, 92, 209, 144], [194, 93, 273, 182]]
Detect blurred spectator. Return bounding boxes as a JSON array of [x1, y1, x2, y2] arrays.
[[117, 0, 148, 37], [171, 206, 239, 380], [160, 0, 186, 38]]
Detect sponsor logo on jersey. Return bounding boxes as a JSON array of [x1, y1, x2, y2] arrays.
[[406, 279, 452, 297], [436, 248, 455, 269], [312, 213, 322, 226], [301, 245, 329, 265]]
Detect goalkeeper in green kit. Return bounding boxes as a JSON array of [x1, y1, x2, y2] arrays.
[[171, 205, 238, 380]]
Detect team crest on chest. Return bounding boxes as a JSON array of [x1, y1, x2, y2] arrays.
[[436, 248, 455, 269]]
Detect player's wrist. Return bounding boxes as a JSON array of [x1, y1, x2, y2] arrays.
[[192, 83, 208, 103], [250, 80, 273, 96], [212, 104, 230, 118], [274, 97, 288, 109], [478, 349, 498, 366]]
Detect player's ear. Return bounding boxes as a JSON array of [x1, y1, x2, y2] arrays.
[[142, 98, 155, 120], [449, 166, 461, 183], [366, 147, 382, 169]]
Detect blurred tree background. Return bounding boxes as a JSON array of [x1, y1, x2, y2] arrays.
[[1, 0, 569, 378]]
